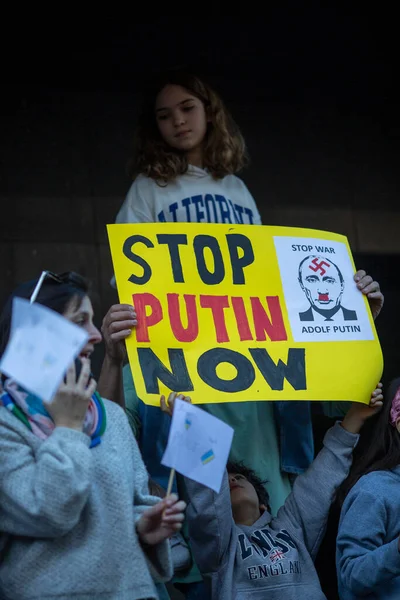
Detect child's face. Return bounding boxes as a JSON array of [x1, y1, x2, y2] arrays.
[[228, 472, 260, 511], [155, 84, 208, 154]]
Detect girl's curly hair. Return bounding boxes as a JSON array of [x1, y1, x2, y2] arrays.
[[130, 70, 249, 184]]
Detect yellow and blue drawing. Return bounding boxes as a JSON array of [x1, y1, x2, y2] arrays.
[[201, 449, 215, 465]]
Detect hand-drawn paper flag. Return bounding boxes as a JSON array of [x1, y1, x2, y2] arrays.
[[0, 298, 88, 402], [162, 398, 234, 493]]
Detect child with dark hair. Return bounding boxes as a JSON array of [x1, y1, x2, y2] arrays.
[[227, 461, 271, 513], [336, 377, 400, 599], [161, 389, 383, 600]]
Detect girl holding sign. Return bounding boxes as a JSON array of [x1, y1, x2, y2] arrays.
[[336, 378, 400, 599], [111, 68, 385, 599], [0, 272, 185, 600], [113, 68, 384, 507]]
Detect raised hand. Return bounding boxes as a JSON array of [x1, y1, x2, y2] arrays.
[[101, 304, 137, 362], [354, 270, 384, 320], [160, 392, 191, 417], [342, 383, 383, 434]]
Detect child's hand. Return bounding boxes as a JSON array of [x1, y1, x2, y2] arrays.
[[160, 392, 191, 417], [354, 270, 384, 320], [136, 494, 186, 546], [342, 383, 383, 434]]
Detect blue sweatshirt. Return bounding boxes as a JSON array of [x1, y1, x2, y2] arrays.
[[337, 467, 400, 599]]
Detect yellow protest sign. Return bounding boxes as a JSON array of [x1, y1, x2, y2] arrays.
[[107, 223, 383, 406]]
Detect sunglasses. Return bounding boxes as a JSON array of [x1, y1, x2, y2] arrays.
[[29, 271, 83, 304]]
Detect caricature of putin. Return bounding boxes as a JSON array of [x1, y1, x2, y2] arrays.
[[298, 256, 357, 322]]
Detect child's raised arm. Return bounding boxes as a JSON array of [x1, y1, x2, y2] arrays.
[[341, 383, 383, 434], [276, 385, 383, 558]]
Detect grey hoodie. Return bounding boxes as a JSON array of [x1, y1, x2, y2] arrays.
[[185, 422, 358, 600]]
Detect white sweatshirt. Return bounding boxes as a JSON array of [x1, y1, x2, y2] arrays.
[[116, 166, 262, 225]]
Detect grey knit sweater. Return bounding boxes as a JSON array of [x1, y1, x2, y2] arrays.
[[0, 399, 172, 599]]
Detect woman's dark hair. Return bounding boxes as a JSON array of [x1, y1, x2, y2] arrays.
[[337, 377, 400, 506], [227, 460, 270, 510], [0, 271, 89, 358], [130, 69, 249, 183]]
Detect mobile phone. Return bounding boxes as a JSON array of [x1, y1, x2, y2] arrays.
[[64, 358, 83, 383]]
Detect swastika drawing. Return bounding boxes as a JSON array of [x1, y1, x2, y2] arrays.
[[309, 258, 331, 276]]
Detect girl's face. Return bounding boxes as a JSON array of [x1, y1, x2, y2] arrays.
[[63, 295, 102, 359], [155, 84, 208, 155]]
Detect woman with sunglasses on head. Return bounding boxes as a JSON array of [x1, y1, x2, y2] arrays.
[[0, 271, 185, 600]]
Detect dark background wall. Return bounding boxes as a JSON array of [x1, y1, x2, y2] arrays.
[[1, 15, 399, 380]]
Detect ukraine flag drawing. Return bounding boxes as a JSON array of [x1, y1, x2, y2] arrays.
[[201, 449, 215, 465], [184, 417, 191, 430]]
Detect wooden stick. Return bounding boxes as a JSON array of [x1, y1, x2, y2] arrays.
[[166, 468, 175, 497]]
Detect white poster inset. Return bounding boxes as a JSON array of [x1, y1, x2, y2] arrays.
[[273, 236, 374, 342]]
